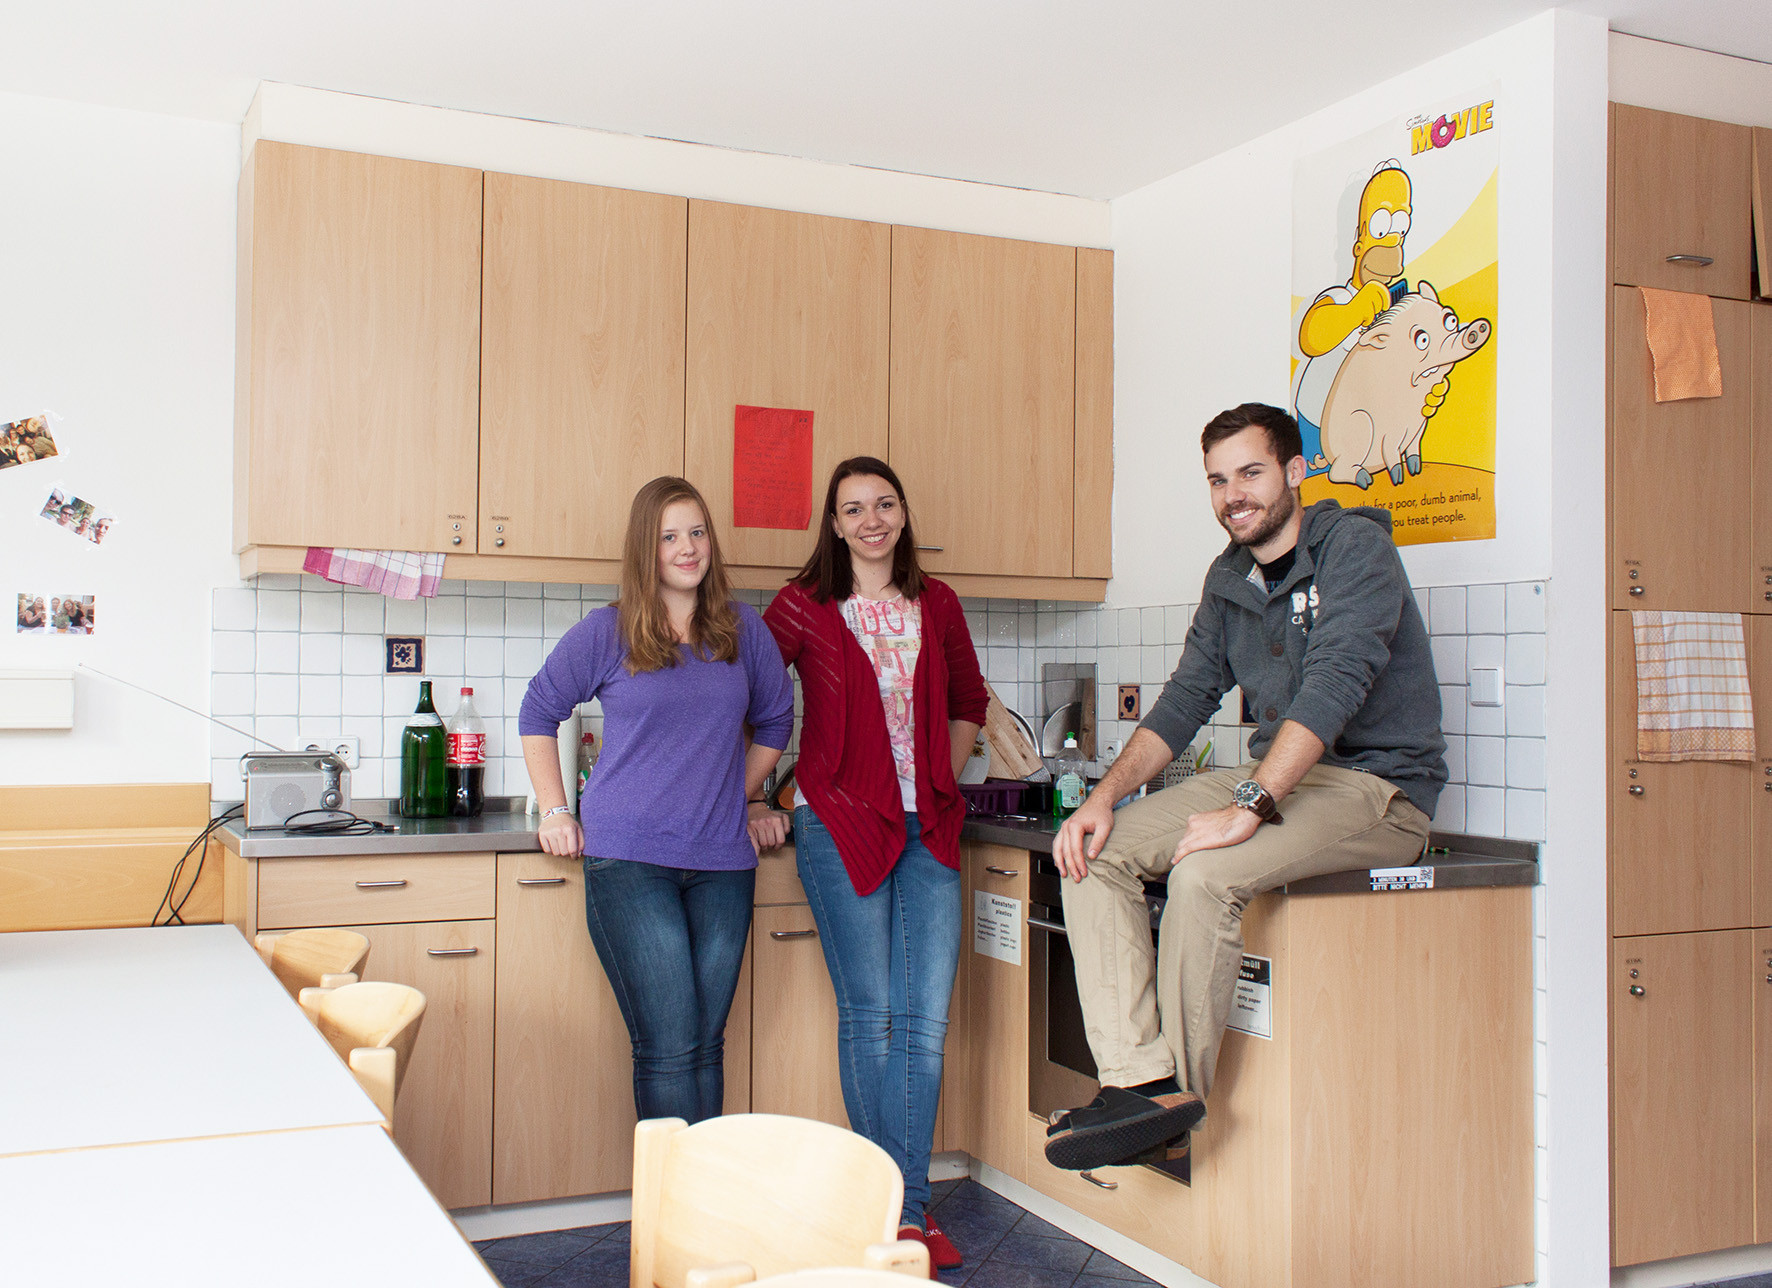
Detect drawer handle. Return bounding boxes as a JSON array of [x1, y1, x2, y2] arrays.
[[517, 877, 567, 886], [770, 929, 818, 940], [355, 879, 409, 889], [1664, 254, 1715, 266], [985, 865, 1020, 877], [1079, 1171, 1119, 1190], [427, 947, 479, 957], [915, 545, 943, 553], [1027, 916, 1067, 936]]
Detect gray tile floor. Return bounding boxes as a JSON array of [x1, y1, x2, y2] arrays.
[[474, 1179, 1156, 1288]]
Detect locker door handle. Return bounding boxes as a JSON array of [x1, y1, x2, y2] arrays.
[[1627, 785, 1644, 796]]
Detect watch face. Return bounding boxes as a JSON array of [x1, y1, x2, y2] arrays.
[[1233, 780, 1270, 816]]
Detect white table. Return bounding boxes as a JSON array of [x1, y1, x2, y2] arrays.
[[0, 1124, 496, 1285], [0, 924, 386, 1156]]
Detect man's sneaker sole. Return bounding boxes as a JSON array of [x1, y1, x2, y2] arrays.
[[1043, 1096, 1205, 1171]]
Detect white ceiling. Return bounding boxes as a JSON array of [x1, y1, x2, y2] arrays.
[[5, 1, 1770, 199]]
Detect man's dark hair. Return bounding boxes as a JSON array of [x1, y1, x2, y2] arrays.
[[1201, 402, 1304, 466]]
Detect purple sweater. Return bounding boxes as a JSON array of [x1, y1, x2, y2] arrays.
[[518, 603, 794, 870]]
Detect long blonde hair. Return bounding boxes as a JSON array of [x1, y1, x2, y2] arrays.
[[617, 477, 740, 674]]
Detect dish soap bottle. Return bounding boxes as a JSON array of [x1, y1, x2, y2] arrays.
[[399, 681, 448, 818], [1053, 734, 1088, 819]]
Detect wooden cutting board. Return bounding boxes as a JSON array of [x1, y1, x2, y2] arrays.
[[982, 683, 1043, 779]]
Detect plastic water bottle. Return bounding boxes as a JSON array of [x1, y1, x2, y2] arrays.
[[447, 687, 486, 817], [1053, 734, 1088, 819], [399, 681, 448, 818]]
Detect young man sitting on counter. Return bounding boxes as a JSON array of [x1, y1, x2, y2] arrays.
[[1045, 401, 1447, 1171]]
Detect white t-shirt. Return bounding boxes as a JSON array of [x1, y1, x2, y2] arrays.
[[842, 593, 924, 811]]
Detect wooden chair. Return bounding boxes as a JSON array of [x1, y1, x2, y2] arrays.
[[749, 1271, 932, 1288], [254, 928, 370, 999], [629, 1114, 930, 1288], [297, 980, 426, 1124]]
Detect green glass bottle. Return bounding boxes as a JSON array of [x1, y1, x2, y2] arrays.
[[399, 681, 448, 818]]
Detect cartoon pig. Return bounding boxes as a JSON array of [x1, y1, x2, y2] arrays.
[[1318, 281, 1491, 488]]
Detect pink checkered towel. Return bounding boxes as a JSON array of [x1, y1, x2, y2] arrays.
[[1632, 610, 1756, 762], [302, 547, 445, 600]]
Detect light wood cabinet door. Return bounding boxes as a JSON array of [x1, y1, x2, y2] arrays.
[[236, 142, 482, 553], [750, 903, 848, 1128], [1073, 248, 1114, 581], [353, 917, 496, 1209], [1611, 930, 1754, 1266], [479, 174, 687, 559], [1610, 612, 1751, 934], [890, 227, 1077, 579], [1611, 104, 1752, 299], [1753, 619, 1772, 926], [1757, 929, 1772, 1243], [963, 845, 1031, 1183], [686, 202, 889, 569], [1610, 287, 1751, 612], [491, 853, 635, 1204], [1751, 305, 1772, 610]]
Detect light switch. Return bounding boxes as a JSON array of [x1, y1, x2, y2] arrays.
[[1469, 666, 1503, 707]]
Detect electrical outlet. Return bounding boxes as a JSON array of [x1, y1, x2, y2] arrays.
[[1102, 738, 1123, 767], [303, 734, 361, 768]]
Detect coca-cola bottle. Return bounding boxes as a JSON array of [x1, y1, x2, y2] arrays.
[[447, 686, 486, 817]]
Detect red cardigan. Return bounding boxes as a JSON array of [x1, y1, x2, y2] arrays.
[[764, 579, 988, 895]]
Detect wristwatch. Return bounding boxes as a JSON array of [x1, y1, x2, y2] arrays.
[[1231, 779, 1284, 824]]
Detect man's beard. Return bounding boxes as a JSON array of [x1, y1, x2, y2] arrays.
[[1217, 487, 1297, 549]]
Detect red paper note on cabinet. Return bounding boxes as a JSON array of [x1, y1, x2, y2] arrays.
[[733, 405, 814, 529]]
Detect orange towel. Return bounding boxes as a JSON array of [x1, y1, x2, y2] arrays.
[[1639, 287, 1723, 402]]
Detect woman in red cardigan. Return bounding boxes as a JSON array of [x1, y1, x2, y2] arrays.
[[763, 457, 986, 1269]]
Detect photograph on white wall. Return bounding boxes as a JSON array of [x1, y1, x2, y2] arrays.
[[38, 484, 115, 544], [16, 594, 45, 633], [20, 593, 98, 634], [1290, 89, 1498, 545], [0, 413, 60, 471]]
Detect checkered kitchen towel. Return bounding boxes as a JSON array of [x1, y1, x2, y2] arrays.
[[302, 547, 445, 600], [1632, 610, 1756, 761]]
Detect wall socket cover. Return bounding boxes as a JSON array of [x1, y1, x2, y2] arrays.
[[302, 734, 360, 768], [1469, 667, 1503, 707]]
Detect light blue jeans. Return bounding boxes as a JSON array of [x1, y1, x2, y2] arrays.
[[794, 807, 961, 1227]]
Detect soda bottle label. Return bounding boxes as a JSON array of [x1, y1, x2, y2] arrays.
[[448, 732, 486, 766]]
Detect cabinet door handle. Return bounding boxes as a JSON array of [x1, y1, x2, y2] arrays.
[[355, 879, 409, 889], [769, 929, 818, 940], [1629, 984, 1645, 997], [452, 536, 463, 546], [1664, 254, 1715, 266], [1627, 586, 1645, 597], [1079, 1170, 1119, 1190], [1027, 916, 1068, 936], [916, 545, 944, 552], [1627, 785, 1644, 796], [517, 877, 567, 886], [427, 947, 479, 957], [985, 865, 1021, 877]]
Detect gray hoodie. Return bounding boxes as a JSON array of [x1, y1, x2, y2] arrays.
[[1140, 499, 1447, 818]]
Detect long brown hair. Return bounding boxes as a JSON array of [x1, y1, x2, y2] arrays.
[[617, 477, 740, 673], [791, 456, 926, 604]]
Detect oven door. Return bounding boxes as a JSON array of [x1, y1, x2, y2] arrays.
[[1027, 899, 1101, 1121]]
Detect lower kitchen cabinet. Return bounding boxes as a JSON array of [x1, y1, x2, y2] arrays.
[[958, 843, 1032, 1184], [750, 902, 848, 1128], [1612, 929, 1758, 1265]]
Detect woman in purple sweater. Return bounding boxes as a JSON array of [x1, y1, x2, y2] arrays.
[[519, 477, 794, 1123]]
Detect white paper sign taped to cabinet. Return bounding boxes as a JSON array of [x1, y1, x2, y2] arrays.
[[1227, 954, 1273, 1040], [973, 891, 1022, 965]]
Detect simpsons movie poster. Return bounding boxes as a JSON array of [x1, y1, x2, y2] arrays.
[[1290, 90, 1499, 545]]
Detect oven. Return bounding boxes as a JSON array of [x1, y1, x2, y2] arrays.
[[1027, 854, 1190, 1184]]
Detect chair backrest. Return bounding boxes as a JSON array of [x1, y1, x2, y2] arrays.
[[255, 929, 370, 999], [297, 980, 426, 1121], [630, 1114, 929, 1288], [748, 1270, 933, 1288]]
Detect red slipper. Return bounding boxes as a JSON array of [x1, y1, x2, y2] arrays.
[[897, 1225, 938, 1279], [922, 1219, 963, 1270]]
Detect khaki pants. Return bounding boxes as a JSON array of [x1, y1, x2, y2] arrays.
[[1060, 762, 1430, 1098]]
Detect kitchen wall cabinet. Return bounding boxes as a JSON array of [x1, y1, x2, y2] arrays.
[[1753, 308, 1772, 612], [234, 141, 483, 554], [1610, 104, 1753, 301], [1608, 612, 1751, 935], [1609, 286, 1751, 614], [479, 174, 688, 560], [1611, 930, 1756, 1266], [685, 201, 890, 569], [1755, 619, 1772, 925], [234, 142, 1113, 598], [890, 227, 1078, 581]]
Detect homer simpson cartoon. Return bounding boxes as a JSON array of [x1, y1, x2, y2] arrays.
[[1294, 161, 1451, 474]]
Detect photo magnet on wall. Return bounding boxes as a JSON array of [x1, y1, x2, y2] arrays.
[[0, 413, 61, 473]]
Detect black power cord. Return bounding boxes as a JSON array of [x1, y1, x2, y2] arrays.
[[279, 809, 396, 837], [153, 804, 244, 927]]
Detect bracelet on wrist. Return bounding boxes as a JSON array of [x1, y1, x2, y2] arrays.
[[542, 805, 573, 819]]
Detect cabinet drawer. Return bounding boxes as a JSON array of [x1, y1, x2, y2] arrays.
[[257, 853, 496, 929]]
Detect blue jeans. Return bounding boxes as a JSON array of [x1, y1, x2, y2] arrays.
[[581, 856, 755, 1124], [794, 808, 961, 1227]]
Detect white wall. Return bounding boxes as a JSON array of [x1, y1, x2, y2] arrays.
[[1611, 31, 1772, 128], [0, 91, 238, 784], [1108, 13, 1589, 607]]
